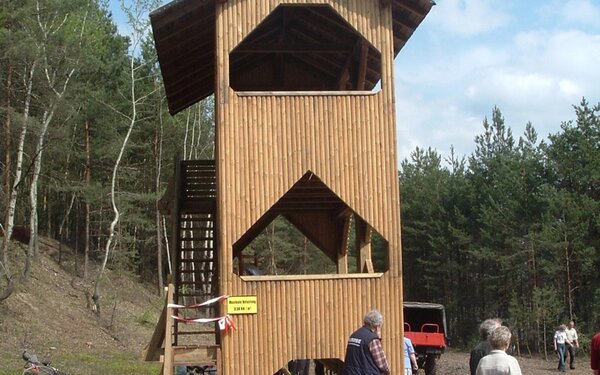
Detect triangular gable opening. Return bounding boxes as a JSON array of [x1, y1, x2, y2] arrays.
[[233, 171, 389, 276]]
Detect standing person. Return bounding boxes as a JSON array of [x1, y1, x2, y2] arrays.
[[470, 318, 502, 375], [565, 320, 579, 369], [404, 336, 418, 375], [342, 309, 391, 375], [592, 331, 600, 375], [554, 324, 572, 372], [475, 326, 522, 375]]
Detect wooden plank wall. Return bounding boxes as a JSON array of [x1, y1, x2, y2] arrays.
[[215, 1, 404, 373]]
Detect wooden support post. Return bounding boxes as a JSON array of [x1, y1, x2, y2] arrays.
[[337, 214, 351, 273], [355, 215, 373, 273], [357, 40, 368, 90], [163, 283, 175, 375]]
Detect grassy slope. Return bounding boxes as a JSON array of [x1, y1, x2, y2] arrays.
[[0, 239, 163, 375]]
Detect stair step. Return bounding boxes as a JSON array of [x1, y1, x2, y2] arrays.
[[179, 280, 215, 286], [170, 349, 218, 368], [179, 214, 214, 219], [179, 269, 215, 274], [175, 330, 218, 336], [179, 258, 214, 263], [178, 237, 214, 242], [178, 269, 215, 275]]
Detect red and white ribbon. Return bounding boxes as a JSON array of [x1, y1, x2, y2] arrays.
[[167, 295, 228, 309], [171, 314, 236, 333]]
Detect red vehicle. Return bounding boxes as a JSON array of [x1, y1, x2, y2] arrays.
[[403, 302, 447, 375]]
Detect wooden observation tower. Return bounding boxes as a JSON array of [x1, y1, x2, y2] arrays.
[[146, 0, 433, 374]]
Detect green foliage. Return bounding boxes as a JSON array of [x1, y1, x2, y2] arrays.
[[137, 309, 156, 328], [244, 216, 337, 275], [400, 101, 600, 349]]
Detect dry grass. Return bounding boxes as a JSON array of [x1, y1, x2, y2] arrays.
[[0, 239, 163, 375]]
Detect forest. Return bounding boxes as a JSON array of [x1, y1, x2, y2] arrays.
[[1, 0, 599, 356]]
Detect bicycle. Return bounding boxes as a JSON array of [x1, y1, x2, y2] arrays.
[[22, 351, 68, 375]]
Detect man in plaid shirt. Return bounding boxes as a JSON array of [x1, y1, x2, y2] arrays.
[[343, 310, 391, 375]]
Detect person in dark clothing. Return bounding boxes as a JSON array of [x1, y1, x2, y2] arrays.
[[342, 309, 390, 375], [470, 318, 502, 375], [592, 330, 600, 375]]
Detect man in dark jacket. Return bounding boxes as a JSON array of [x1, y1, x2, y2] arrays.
[[343, 310, 390, 375], [470, 318, 502, 375]]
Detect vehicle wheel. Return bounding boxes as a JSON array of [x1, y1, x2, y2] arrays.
[[424, 355, 437, 375]]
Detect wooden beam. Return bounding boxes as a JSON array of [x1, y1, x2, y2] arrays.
[[241, 273, 384, 282], [233, 43, 350, 54], [394, 0, 429, 17], [338, 38, 363, 89], [284, 211, 347, 264], [357, 40, 369, 91], [232, 212, 278, 259], [163, 284, 175, 375], [336, 214, 351, 273], [355, 215, 374, 273]]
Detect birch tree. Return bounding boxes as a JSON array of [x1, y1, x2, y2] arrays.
[[0, 0, 38, 298], [24, 0, 90, 280], [92, 0, 161, 314]]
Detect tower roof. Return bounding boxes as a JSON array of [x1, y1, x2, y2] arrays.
[[150, 0, 434, 114]]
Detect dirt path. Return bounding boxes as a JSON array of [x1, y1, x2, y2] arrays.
[[437, 349, 591, 375]]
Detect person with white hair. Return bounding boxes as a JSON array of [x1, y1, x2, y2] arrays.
[[470, 318, 502, 375], [476, 326, 522, 375], [342, 309, 390, 375]]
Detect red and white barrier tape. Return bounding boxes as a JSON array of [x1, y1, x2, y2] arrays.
[[168, 295, 235, 333], [171, 314, 236, 332], [167, 294, 229, 309]]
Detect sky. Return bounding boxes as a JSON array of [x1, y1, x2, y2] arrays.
[[110, 0, 600, 164], [394, 0, 600, 162]]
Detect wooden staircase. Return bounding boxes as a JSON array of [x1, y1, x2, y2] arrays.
[[145, 159, 221, 375]]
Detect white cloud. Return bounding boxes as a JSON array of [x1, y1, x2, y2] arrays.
[[429, 0, 512, 36], [561, 0, 600, 26], [395, 8, 600, 163]]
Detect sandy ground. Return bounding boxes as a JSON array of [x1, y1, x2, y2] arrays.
[[437, 348, 591, 375]]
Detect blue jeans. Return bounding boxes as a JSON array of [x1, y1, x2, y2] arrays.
[[557, 343, 566, 371]]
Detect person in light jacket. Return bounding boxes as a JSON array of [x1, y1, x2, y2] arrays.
[[476, 326, 522, 375]]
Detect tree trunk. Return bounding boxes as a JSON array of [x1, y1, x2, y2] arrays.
[[268, 223, 277, 275], [154, 110, 164, 296], [25, 107, 56, 280], [93, 44, 140, 313], [84, 118, 91, 278], [1, 61, 13, 264], [2, 60, 37, 290], [93, 111, 136, 314], [564, 229, 574, 319], [58, 193, 76, 264]]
